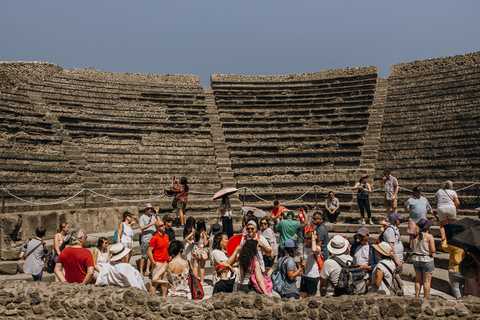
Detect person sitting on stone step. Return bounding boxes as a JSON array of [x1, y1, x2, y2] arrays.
[[323, 191, 341, 224], [95, 243, 147, 291]]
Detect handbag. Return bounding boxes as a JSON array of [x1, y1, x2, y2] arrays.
[[188, 261, 204, 299], [171, 198, 178, 209], [250, 259, 273, 294], [47, 252, 56, 270]]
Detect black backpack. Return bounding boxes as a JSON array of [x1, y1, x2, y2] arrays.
[[380, 262, 404, 296], [331, 257, 366, 296]]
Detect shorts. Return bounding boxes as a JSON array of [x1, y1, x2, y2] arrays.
[[437, 207, 456, 221], [141, 242, 150, 258], [413, 260, 435, 274], [299, 276, 319, 296], [152, 261, 166, 279], [281, 292, 300, 299], [263, 255, 276, 268], [384, 199, 398, 208], [177, 201, 187, 209], [407, 220, 417, 234]]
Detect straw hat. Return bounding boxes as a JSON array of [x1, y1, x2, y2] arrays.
[[110, 243, 130, 262], [372, 241, 393, 257]]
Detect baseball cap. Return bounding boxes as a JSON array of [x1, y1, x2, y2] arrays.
[[356, 227, 370, 237], [412, 186, 422, 193], [215, 264, 228, 275], [123, 211, 133, 219], [284, 239, 301, 249], [389, 212, 404, 221], [286, 211, 295, 219]]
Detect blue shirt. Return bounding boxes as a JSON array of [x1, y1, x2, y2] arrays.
[[315, 222, 329, 261], [406, 196, 432, 223]]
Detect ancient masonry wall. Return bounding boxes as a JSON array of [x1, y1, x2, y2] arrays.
[[211, 66, 378, 82], [0, 281, 479, 319]]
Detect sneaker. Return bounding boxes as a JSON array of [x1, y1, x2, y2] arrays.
[[369, 220, 374, 225], [361, 220, 366, 225]]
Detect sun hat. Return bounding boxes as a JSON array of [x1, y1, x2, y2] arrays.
[[389, 212, 404, 221], [210, 223, 223, 235], [379, 218, 389, 226], [372, 241, 393, 257], [144, 203, 154, 211], [416, 218, 434, 231], [284, 239, 301, 249], [412, 186, 422, 193], [356, 227, 370, 237], [110, 243, 131, 262], [327, 235, 349, 255]]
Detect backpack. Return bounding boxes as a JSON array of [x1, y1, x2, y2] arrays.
[[380, 261, 404, 296], [113, 224, 124, 244], [378, 225, 398, 244], [270, 256, 290, 293], [331, 257, 366, 296]]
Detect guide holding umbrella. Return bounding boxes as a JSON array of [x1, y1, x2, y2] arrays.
[[219, 195, 234, 238]]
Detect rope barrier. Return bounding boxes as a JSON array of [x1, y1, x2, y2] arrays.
[[2, 182, 479, 207]]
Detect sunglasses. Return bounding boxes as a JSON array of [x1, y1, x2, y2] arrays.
[[246, 227, 255, 231], [157, 224, 165, 227], [260, 222, 268, 225]]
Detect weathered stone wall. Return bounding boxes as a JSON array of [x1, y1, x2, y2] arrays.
[[390, 51, 480, 77], [0, 281, 479, 319], [0, 61, 63, 92], [211, 66, 378, 83]]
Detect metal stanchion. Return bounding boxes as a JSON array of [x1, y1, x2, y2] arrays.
[[242, 189, 246, 207], [1, 190, 4, 214], [314, 186, 318, 213], [84, 189, 87, 208]]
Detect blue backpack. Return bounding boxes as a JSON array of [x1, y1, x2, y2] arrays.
[[270, 256, 291, 293], [113, 224, 124, 244]]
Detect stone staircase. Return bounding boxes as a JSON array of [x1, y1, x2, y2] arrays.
[[358, 77, 388, 177], [203, 87, 240, 208], [28, 90, 102, 195]]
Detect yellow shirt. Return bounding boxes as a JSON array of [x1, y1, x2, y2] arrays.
[[441, 239, 464, 272]]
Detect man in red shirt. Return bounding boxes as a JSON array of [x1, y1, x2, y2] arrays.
[[148, 220, 170, 295], [54, 228, 94, 284]]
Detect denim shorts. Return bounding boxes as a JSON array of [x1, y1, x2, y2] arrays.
[[413, 260, 435, 274], [141, 242, 150, 258]]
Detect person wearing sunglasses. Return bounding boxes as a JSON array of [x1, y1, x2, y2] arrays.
[[239, 220, 272, 274]]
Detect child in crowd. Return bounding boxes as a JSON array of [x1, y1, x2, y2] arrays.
[[213, 264, 236, 294]]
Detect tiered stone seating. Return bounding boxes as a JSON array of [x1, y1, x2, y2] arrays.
[[376, 51, 480, 211], [0, 62, 221, 214], [211, 68, 378, 210]]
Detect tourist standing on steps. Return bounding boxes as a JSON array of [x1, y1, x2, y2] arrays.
[[92, 237, 109, 281], [278, 239, 305, 299], [163, 214, 176, 242], [353, 175, 373, 225], [312, 212, 329, 261], [53, 222, 69, 282], [238, 239, 269, 294], [410, 218, 436, 298], [259, 217, 277, 276], [404, 186, 437, 235], [381, 169, 399, 218], [350, 227, 379, 278], [191, 219, 209, 286], [117, 211, 137, 263], [240, 220, 272, 273], [54, 228, 94, 284], [139, 203, 158, 277], [96, 243, 147, 291], [299, 230, 320, 298], [211, 232, 241, 285], [171, 176, 189, 227], [323, 191, 340, 223], [434, 180, 460, 227], [440, 226, 466, 299], [275, 211, 301, 257], [319, 235, 353, 296], [384, 212, 404, 273], [148, 220, 170, 296], [20, 226, 49, 281], [219, 195, 234, 238]]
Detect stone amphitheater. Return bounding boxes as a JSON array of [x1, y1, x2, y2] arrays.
[[0, 51, 480, 319]]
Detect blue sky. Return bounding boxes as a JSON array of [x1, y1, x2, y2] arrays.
[[1, 1, 479, 86]]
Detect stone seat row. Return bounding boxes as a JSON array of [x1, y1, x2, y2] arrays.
[[213, 89, 376, 102], [226, 137, 364, 150], [233, 166, 361, 178], [379, 125, 480, 141], [386, 90, 480, 106], [219, 110, 370, 122], [388, 63, 480, 83], [387, 73, 480, 94], [214, 95, 374, 107], [383, 107, 478, 123], [386, 84, 480, 101], [230, 148, 364, 159]]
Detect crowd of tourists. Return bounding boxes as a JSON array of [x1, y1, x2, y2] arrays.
[[19, 173, 480, 300]]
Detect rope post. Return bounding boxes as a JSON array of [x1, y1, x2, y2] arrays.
[[1, 190, 4, 214], [314, 186, 318, 213], [242, 188, 246, 207], [477, 183, 480, 208], [83, 189, 87, 208]]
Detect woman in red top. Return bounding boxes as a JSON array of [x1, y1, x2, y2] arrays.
[[171, 177, 189, 227]]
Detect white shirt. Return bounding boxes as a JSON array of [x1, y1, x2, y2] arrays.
[[371, 259, 396, 296], [436, 189, 457, 209], [121, 223, 134, 249], [301, 247, 320, 278], [240, 234, 271, 272], [354, 244, 370, 268], [219, 203, 232, 217], [319, 254, 354, 295], [96, 262, 147, 291]]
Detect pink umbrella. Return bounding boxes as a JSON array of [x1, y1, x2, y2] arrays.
[[212, 188, 239, 201]]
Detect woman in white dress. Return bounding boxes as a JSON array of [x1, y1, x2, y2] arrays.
[[117, 211, 137, 262], [93, 237, 110, 281]]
